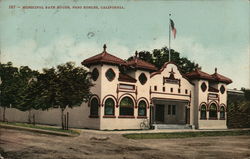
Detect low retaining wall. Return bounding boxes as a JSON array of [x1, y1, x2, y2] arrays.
[[0, 106, 89, 128]]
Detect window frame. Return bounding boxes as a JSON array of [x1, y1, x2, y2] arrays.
[[91, 68, 99, 81], [167, 105, 176, 116], [168, 105, 171, 115], [201, 82, 207, 92], [172, 105, 176, 115], [119, 96, 134, 117], [138, 100, 147, 117], [104, 98, 115, 116], [200, 105, 207, 120], [105, 68, 116, 81], [138, 73, 147, 85], [220, 85, 225, 94], [89, 97, 99, 118], [209, 103, 218, 119], [220, 106, 225, 120]]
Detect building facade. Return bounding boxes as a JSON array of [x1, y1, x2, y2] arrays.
[[80, 45, 232, 130]]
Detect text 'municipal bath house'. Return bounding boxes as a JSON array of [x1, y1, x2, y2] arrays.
[[80, 44, 232, 130]]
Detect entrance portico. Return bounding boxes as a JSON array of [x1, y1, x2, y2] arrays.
[[151, 98, 190, 128]]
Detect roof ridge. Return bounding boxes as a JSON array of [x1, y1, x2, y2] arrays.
[[82, 45, 127, 67]]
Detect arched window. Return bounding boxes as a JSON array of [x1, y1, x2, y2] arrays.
[[104, 98, 115, 115], [138, 100, 147, 116], [209, 103, 217, 119], [119, 97, 134, 116], [90, 98, 99, 117], [220, 106, 225, 119], [200, 105, 207, 119]]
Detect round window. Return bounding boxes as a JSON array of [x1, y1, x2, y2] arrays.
[[139, 73, 147, 85], [91, 68, 99, 81], [106, 68, 116, 81], [201, 82, 207, 92], [220, 85, 225, 94]]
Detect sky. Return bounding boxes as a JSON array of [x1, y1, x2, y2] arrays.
[[0, 0, 249, 89]]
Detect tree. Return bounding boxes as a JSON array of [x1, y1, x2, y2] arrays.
[[227, 88, 250, 128], [240, 88, 250, 112], [0, 62, 19, 122], [16, 66, 40, 123], [39, 62, 93, 129], [128, 46, 199, 74]]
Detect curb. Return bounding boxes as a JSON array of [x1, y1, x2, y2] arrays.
[[0, 124, 79, 137]]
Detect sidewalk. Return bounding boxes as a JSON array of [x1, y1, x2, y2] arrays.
[[79, 127, 250, 135], [1, 122, 249, 136]]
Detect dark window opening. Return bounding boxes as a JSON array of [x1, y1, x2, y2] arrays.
[[90, 98, 99, 116], [172, 105, 176, 115], [163, 87, 165, 92], [119, 97, 134, 116], [168, 105, 176, 115], [220, 106, 225, 119], [154, 86, 157, 91], [170, 88, 173, 93], [168, 105, 171, 115], [200, 105, 207, 119], [185, 89, 188, 94], [220, 85, 225, 94], [209, 104, 218, 119], [106, 68, 115, 81], [104, 98, 115, 115], [178, 89, 181, 93], [139, 73, 147, 85], [138, 100, 147, 116], [91, 68, 99, 81], [201, 82, 207, 92]]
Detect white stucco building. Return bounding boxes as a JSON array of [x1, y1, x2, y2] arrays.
[[80, 45, 232, 130]]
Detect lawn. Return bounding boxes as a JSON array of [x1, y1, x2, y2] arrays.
[[0, 122, 80, 135], [123, 130, 250, 139]]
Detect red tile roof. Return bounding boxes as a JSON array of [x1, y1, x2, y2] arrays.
[[186, 68, 232, 84], [81, 45, 126, 67], [126, 58, 158, 71], [211, 72, 232, 84], [118, 73, 137, 83], [186, 69, 214, 81]]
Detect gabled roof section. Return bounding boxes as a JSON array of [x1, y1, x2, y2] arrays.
[[150, 61, 194, 85], [126, 51, 157, 71], [118, 73, 137, 83], [81, 44, 127, 67], [186, 69, 214, 81]]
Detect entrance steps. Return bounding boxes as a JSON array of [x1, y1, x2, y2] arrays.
[[153, 124, 192, 129]]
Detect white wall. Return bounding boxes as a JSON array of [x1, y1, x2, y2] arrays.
[[199, 120, 227, 129], [150, 63, 194, 126], [192, 79, 228, 129], [0, 102, 100, 129]]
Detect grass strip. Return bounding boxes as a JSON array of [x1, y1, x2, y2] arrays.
[[123, 130, 250, 139], [0, 122, 80, 135]]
